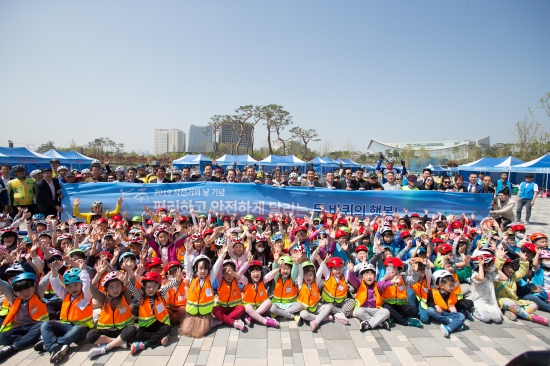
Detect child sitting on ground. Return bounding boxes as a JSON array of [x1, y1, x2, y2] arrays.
[[427, 270, 467, 338]]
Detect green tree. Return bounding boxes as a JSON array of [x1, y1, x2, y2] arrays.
[[289, 127, 320, 159], [260, 104, 278, 155], [271, 106, 293, 155], [36, 141, 56, 153]]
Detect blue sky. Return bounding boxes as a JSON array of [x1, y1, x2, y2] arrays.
[[1, 1, 548, 155]]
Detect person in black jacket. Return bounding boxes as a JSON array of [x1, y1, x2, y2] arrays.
[[35, 168, 62, 217], [365, 172, 384, 190], [337, 168, 358, 190], [149, 166, 172, 183]]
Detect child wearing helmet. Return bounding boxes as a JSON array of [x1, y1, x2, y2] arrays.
[[227, 233, 250, 272], [320, 255, 354, 324], [125, 268, 181, 354], [406, 257, 431, 324], [241, 259, 278, 328], [467, 249, 503, 323], [427, 270, 467, 338], [211, 259, 247, 331], [164, 261, 188, 324], [0, 272, 48, 362], [36, 262, 92, 364], [349, 262, 391, 331], [296, 256, 333, 331], [86, 258, 136, 359], [269, 255, 302, 320], [146, 226, 186, 265], [522, 249, 550, 314], [531, 232, 549, 250], [0, 263, 28, 323], [72, 197, 123, 224]]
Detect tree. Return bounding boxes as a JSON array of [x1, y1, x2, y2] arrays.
[[319, 139, 332, 157], [36, 141, 56, 153], [233, 105, 254, 154], [249, 105, 263, 158], [342, 140, 357, 159], [271, 106, 293, 155], [207, 115, 225, 158], [260, 104, 279, 155], [289, 127, 320, 159]]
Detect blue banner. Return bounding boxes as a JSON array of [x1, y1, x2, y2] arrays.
[[60, 182, 492, 220]]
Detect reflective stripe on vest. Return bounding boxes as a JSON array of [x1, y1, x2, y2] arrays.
[[186, 275, 215, 315], [242, 282, 268, 309], [0, 298, 9, 317], [60, 292, 94, 328], [409, 278, 429, 310], [298, 282, 321, 312], [272, 276, 298, 304], [354, 282, 382, 309], [167, 281, 187, 307], [97, 295, 134, 330], [1, 294, 49, 332], [138, 295, 171, 328], [216, 279, 243, 308], [381, 278, 408, 305], [321, 276, 348, 304], [432, 289, 457, 311]]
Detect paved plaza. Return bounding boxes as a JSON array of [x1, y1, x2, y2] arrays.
[[8, 197, 550, 366]]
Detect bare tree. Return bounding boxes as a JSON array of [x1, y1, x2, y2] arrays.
[[289, 127, 320, 159], [260, 104, 279, 155], [248, 105, 263, 157], [233, 105, 254, 155], [342, 140, 357, 159], [207, 115, 225, 158], [320, 139, 332, 157], [271, 106, 293, 155]]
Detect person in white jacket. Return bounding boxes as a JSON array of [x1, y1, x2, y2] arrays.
[[467, 248, 503, 323]]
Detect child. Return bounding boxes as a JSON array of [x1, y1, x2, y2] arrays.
[[0, 273, 48, 362], [180, 252, 224, 338], [36, 263, 92, 364], [126, 271, 178, 354], [211, 259, 246, 330], [380, 257, 422, 327], [467, 248, 503, 323], [524, 249, 550, 313], [406, 257, 431, 324], [427, 270, 466, 338], [350, 263, 391, 331], [296, 259, 333, 331], [164, 261, 188, 324], [440, 257, 474, 318], [242, 260, 278, 328], [270, 255, 302, 319], [87, 259, 136, 358], [320, 256, 355, 324]]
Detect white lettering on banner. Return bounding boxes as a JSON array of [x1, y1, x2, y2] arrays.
[[120, 187, 149, 203], [152, 188, 226, 197]]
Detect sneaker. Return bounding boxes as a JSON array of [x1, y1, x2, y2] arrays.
[[505, 310, 518, 321], [233, 319, 245, 331], [87, 346, 106, 359], [160, 336, 169, 347], [294, 315, 304, 327], [388, 317, 394, 324], [211, 318, 223, 328], [50, 344, 69, 364], [264, 317, 278, 328], [407, 317, 423, 328], [131, 342, 145, 355], [326, 315, 334, 322], [310, 320, 319, 332], [360, 321, 372, 331], [245, 316, 252, 326], [457, 324, 464, 331], [119, 342, 128, 349], [0, 345, 17, 362], [440, 324, 451, 338], [464, 311, 474, 321], [334, 313, 349, 325], [380, 320, 391, 331], [531, 314, 549, 326], [34, 340, 45, 352]]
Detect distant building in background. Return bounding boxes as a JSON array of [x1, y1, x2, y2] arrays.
[[154, 129, 186, 155], [188, 125, 214, 153], [219, 123, 252, 148]]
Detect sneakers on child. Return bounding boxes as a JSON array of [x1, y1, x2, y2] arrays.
[[380, 320, 391, 331], [440, 324, 451, 338], [264, 317, 278, 328], [407, 317, 423, 328], [0, 345, 17, 362], [465, 311, 474, 321], [119, 342, 128, 349], [531, 314, 549, 326], [131, 342, 145, 355], [233, 319, 245, 331], [505, 311, 518, 321], [310, 320, 319, 332], [211, 318, 223, 328], [50, 344, 69, 364], [334, 313, 349, 325], [160, 336, 169, 347], [360, 321, 372, 331], [34, 340, 45, 352], [87, 346, 106, 359], [245, 316, 252, 326], [294, 315, 304, 327]]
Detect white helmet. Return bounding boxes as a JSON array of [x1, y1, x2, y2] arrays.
[[192, 254, 211, 269], [81, 168, 91, 174], [289, 172, 299, 179], [92, 159, 101, 164], [380, 226, 393, 235], [357, 263, 376, 275], [57, 166, 69, 172], [214, 237, 226, 247], [432, 269, 453, 284]]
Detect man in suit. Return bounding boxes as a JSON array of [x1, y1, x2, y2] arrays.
[[36, 168, 63, 217], [198, 164, 220, 182], [301, 168, 322, 187], [149, 166, 172, 183], [240, 166, 262, 184], [338, 168, 358, 190], [466, 173, 482, 193]]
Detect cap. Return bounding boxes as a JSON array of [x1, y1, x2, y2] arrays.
[[41, 167, 53, 173], [65, 171, 75, 177]]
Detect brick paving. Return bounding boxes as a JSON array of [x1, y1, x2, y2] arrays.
[[8, 197, 550, 366]]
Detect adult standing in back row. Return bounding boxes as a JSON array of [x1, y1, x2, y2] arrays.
[[516, 174, 538, 224]]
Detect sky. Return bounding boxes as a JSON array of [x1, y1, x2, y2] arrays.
[[1, 1, 549, 155]]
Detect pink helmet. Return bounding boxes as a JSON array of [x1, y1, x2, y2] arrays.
[[540, 250, 550, 260], [49, 249, 64, 259], [101, 271, 122, 287]]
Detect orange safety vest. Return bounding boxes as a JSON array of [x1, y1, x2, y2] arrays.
[[60, 292, 93, 328], [1, 294, 49, 332], [298, 282, 321, 312], [432, 289, 458, 311], [355, 282, 383, 309], [138, 294, 170, 328], [176, 244, 186, 264], [186, 275, 215, 315], [409, 277, 429, 310], [452, 273, 463, 300], [97, 294, 134, 329], [0, 298, 9, 317], [242, 281, 268, 309], [381, 277, 408, 305], [166, 281, 187, 308], [216, 279, 243, 308], [321, 275, 348, 304], [272, 276, 298, 304]]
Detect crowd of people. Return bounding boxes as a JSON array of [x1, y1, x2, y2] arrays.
[[0, 155, 547, 364]]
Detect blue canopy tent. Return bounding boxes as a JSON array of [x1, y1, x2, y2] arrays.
[[172, 154, 213, 172], [214, 154, 258, 168], [42, 149, 95, 169], [459, 156, 525, 187], [259, 155, 306, 173], [308, 157, 340, 174], [333, 158, 375, 172], [0, 147, 52, 171], [511, 154, 550, 191]]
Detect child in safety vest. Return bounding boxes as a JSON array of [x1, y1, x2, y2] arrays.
[[270, 255, 302, 320], [126, 270, 179, 354], [0, 263, 27, 324], [36, 261, 93, 364], [87, 258, 136, 359], [350, 262, 391, 331], [242, 259, 278, 328], [406, 257, 431, 324], [179, 244, 224, 338], [211, 259, 246, 331], [440, 257, 475, 320], [0, 272, 48, 362], [427, 270, 466, 338], [164, 261, 188, 324], [320, 255, 355, 324], [380, 257, 422, 327]]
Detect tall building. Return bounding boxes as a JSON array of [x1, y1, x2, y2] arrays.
[[188, 125, 214, 153], [154, 129, 186, 155], [220, 123, 252, 148]]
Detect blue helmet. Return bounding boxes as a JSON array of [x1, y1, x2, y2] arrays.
[[118, 251, 137, 264], [271, 234, 283, 242], [63, 268, 82, 285], [33, 213, 45, 220], [12, 272, 37, 285], [22, 235, 32, 245]]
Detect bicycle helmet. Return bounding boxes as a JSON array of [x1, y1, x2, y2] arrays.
[[131, 216, 142, 223], [512, 224, 526, 232], [92, 201, 103, 208], [327, 257, 344, 268], [81, 168, 91, 174], [222, 259, 237, 270], [279, 255, 293, 266], [231, 237, 244, 246], [57, 234, 73, 243], [118, 252, 137, 264], [57, 166, 69, 172], [214, 237, 226, 247], [433, 256, 445, 270], [145, 257, 163, 270], [12, 165, 25, 173], [293, 226, 307, 235], [539, 250, 550, 260], [387, 157, 395, 164], [380, 226, 393, 236], [289, 172, 299, 179], [192, 255, 210, 271], [4, 263, 25, 278], [154, 227, 170, 239], [0, 227, 18, 238], [432, 269, 453, 284], [30, 169, 41, 178], [355, 245, 369, 254], [522, 243, 537, 253], [75, 227, 87, 235], [67, 248, 85, 258], [33, 213, 45, 220], [165, 261, 183, 273], [12, 272, 37, 284], [115, 166, 125, 173], [271, 234, 283, 242], [190, 232, 203, 242], [141, 272, 162, 285], [38, 230, 53, 237], [92, 159, 101, 165], [63, 268, 82, 285], [101, 271, 122, 287], [302, 261, 315, 270], [255, 234, 267, 242], [151, 161, 160, 167], [384, 257, 403, 269], [244, 214, 254, 221], [530, 232, 548, 242], [129, 235, 142, 244], [358, 263, 376, 275], [248, 260, 263, 269]]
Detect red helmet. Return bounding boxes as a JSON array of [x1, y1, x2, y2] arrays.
[[337, 218, 348, 226], [451, 221, 462, 230], [432, 238, 445, 245], [202, 228, 214, 237], [512, 224, 526, 232], [295, 218, 305, 226], [335, 230, 347, 239], [97, 218, 108, 224], [354, 245, 369, 254], [129, 236, 142, 244], [401, 231, 411, 239], [522, 243, 536, 253], [223, 216, 231, 221], [141, 272, 162, 285], [145, 257, 163, 270], [165, 261, 182, 273], [270, 217, 279, 223], [326, 213, 335, 219], [112, 215, 122, 222], [384, 257, 403, 269], [146, 219, 154, 225], [530, 232, 548, 242], [327, 257, 344, 268], [161, 216, 173, 223], [156, 207, 167, 214], [249, 225, 257, 232], [179, 216, 188, 222], [293, 226, 307, 235], [411, 213, 420, 218], [248, 260, 263, 268], [255, 235, 267, 242], [255, 217, 265, 222], [437, 243, 453, 254], [372, 223, 379, 232]]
